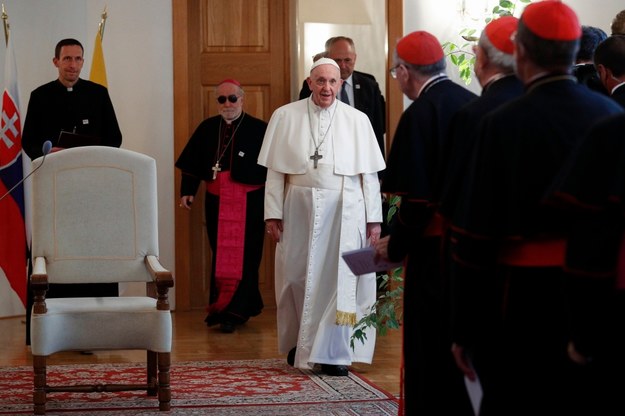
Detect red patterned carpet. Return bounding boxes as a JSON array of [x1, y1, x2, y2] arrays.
[[0, 358, 398, 415]]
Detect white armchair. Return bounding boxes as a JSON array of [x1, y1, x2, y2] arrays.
[[29, 146, 174, 414]]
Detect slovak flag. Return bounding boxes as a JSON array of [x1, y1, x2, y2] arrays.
[[0, 30, 27, 316]]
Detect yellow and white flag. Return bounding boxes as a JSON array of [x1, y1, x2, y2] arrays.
[[89, 31, 107, 88]]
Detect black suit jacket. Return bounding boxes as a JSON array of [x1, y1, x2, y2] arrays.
[[611, 84, 625, 108], [299, 70, 386, 158]]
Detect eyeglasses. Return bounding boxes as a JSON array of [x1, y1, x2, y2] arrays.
[[389, 64, 402, 79], [217, 95, 239, 104]]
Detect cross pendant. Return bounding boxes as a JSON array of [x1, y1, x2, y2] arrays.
[[212, 162, 221, 180], [310, 150, 323, 169]]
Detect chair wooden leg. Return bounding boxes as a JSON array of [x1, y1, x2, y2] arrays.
[[158, 352, 171, 411], [33, 355, 47, 415], [147, 350, 157, 396]]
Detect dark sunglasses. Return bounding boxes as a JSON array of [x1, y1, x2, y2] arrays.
[[217, 95, 239, 104]]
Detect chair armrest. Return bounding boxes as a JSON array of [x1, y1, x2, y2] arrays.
[[145, 255, 174, 287], [32, 256, 48, 276], [145, 255, 174, 310], [31, 257, 49, 314]]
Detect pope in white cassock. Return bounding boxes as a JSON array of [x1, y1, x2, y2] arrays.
[[258, 58, 386, 377]]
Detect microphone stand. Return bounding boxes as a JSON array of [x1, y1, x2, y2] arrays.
[[0, 141, 52, 202]]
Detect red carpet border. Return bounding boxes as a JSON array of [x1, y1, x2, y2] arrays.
[[0, 358, 398, 415]]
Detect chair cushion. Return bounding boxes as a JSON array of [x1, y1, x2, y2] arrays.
[[30, 297, 172, 356]]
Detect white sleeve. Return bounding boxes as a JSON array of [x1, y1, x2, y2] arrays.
[[362, 172, 382, 224], [264, 169, 285, 220]]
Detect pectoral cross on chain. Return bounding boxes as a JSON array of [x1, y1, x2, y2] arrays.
[[310, 150, 323, 169], [212, 162, 221, 180]]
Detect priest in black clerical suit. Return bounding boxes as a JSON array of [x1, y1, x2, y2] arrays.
[[176, 79, 267, 333], [376, 31, 477, 416], [22, 38, 121, 160], [439, 16, 523, 222]]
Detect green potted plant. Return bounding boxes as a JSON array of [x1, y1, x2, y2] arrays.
[[443, 0, 532, 85]]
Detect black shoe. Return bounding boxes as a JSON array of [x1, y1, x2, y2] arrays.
[[287, 347, 296, 366], [219, 321, 235, 333], [320, 364, 349, 376]]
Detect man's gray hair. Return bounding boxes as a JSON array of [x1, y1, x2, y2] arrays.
[[392, 49, 446, 76], [478, 30, 515, 71]]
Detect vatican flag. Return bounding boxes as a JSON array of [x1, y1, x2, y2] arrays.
[[89, 31, 108, 88]]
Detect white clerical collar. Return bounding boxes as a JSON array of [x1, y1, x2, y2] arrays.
[[417, 73, 447, 98], [525, 71, 550, 86], [222, 112, 244, 125], [482, 73, 514, 92], [612, 81, 625, 96]]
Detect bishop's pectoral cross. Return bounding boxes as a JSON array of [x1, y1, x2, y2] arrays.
[[212, 162, 222, 180], [310, 150, 323, 169]]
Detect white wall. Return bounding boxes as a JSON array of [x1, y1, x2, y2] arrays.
[[0, 0, 175, 306]]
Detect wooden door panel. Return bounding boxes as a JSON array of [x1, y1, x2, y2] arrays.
[[174, 0, 289, 311], [201, 0, 269, 51]]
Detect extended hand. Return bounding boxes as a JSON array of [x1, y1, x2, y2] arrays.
[[265, 218, 283, 242], [374, 235, 390, 261], [179, 195, 194, 210], [367, 223, 381, 246]]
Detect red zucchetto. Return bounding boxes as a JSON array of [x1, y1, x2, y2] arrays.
[[520, 0, 581, 41], [485, 16, 518, 54], [396, 31, 444, 66], [218, 79, 241, 87]]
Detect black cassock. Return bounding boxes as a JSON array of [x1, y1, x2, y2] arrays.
[[439, 74, 524, 220], [545, 114, 625, 415], [382, 76, 477, 416], [450, 75, 623, 415], [176, 113, 267, 326]]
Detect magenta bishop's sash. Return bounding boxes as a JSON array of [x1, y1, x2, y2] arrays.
[[205, 171, 262, 316]]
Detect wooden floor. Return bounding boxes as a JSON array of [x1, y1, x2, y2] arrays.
[[0, 308, 402, 395]]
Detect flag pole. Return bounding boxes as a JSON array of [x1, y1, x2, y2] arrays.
[[1, 4, 9, 47], [98, 6, 108, 41]]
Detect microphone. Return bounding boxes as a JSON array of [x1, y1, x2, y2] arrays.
[[0, 140, 53, 202], [42, 140, 52, 155]]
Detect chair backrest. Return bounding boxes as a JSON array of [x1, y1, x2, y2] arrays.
[[31, 146, 159, 284]]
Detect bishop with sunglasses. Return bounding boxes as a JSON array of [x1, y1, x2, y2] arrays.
[[176, 79, 268, 333]]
